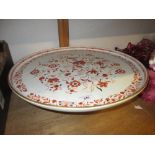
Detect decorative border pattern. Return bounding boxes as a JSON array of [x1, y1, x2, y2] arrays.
[[8, 47, 148, 111]]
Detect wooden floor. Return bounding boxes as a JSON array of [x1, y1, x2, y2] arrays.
[[4, 93, 155, 135]]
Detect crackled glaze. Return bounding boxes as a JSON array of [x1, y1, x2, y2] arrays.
[[8, 47, 148, 112]]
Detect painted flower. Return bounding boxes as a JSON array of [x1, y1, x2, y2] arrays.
[[111, 63, 120, 66], [17, 83, 27, 92], [48, 64, 58, 68], [96, 61, 104, 66], [97, 81, 109, 88], [48, 77, 59, 83], [53, 84, 60, 91], [39, 76, 45, 81], [30, 69, 39, 75], [73, 60, 86, 66], [102, 74, 108, 77], [115, 69, 126, 74], [69, 80, 81, 87], [14, 71, 21, 78], [87, 69, 98, 74], [65, 73, 71, 76], [52, 100, 57, 103]]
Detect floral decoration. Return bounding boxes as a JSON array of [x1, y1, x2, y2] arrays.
[[10, 48, 147, 109]]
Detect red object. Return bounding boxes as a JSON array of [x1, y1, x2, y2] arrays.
[[115, 39, 155, 67], [115, 39, 155, 103], [141, 70, 155, 102]]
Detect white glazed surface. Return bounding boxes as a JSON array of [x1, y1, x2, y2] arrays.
[[9, 47, 148, 112]]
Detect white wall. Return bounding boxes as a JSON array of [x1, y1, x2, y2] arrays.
[[69, 19, 155, 49], [69, 19, 155, 39], [0, 19, 59, 63], [0, 19, 155, 63]]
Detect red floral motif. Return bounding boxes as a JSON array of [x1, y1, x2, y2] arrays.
[[69, 80, 81, 87], [40, 63, 59, 69], [97, 81, 109, 88], [39, 76, 45, 81], [17, 83, 27, 92], [28, 93, 50, 103], [65, 73, 71, 76], [48, 64, 58, 68], [73, 60, 86, 67], [13, 71, 28, 92], [96, 61, 104, 66], [115, 69, 126, 74], [53, 85, 59, 91], [102, 74, 108, 77], [48, 77, 59, 83], [73, 60, 86, 66], [111, 63, 120, 66], [65, 80, 81, 94], [14, 72, 21, 78], [15, 49, 144, 108], [30, 69, 39, 75], [46, 77, 61, 91], [133, 73, 142, 82], [87, 69, 98, 74]]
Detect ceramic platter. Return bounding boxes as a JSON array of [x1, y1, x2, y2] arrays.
[[8, 47, 148, 112]]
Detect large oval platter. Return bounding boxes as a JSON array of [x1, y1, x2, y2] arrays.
[[8, 47, 148, 112]]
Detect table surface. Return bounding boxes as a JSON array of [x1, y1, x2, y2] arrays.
[[5, 93, 155, 134]]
